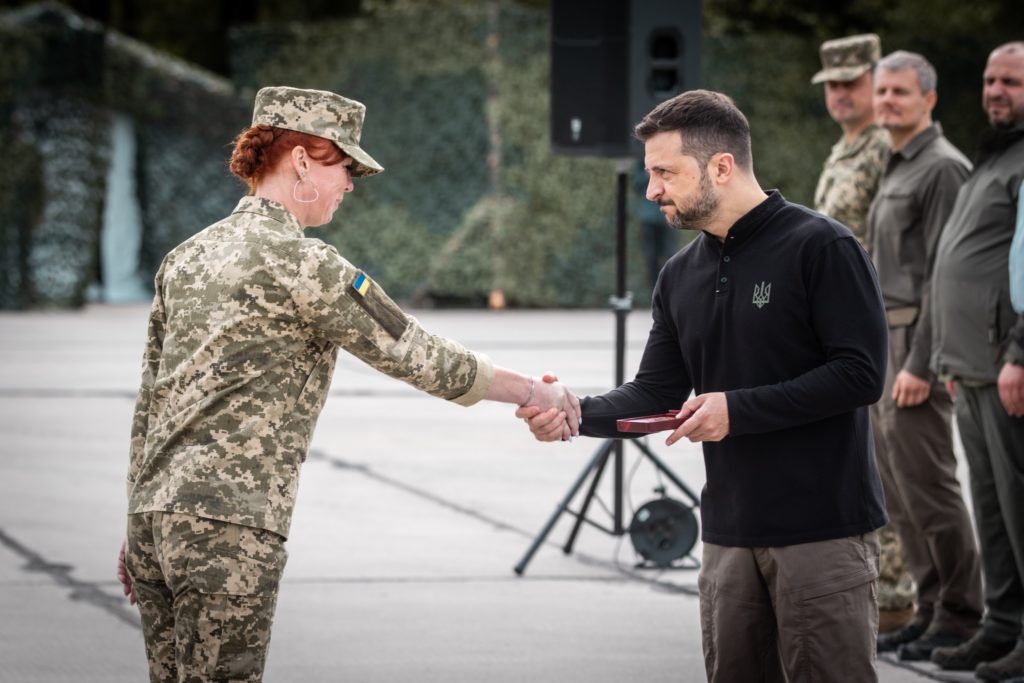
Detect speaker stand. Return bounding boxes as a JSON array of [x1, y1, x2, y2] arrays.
[[514, 160, 700, 576]]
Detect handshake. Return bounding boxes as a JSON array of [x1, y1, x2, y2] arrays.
[[514, 372, 581, 442], [512, 373, 731, 445]]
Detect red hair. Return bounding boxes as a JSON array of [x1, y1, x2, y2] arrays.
[[229, 124, 347, 192]]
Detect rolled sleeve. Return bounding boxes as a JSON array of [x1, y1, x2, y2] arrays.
[[450, 352, 494, 406]]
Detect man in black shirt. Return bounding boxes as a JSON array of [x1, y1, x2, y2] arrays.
[[518, 90, 889, 682]]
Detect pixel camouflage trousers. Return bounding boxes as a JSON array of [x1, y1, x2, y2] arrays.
[[125, 512, 288, 683]]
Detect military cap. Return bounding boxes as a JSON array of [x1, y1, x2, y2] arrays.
[[811, 34, 881, 85], [251, 86, 384, 177]]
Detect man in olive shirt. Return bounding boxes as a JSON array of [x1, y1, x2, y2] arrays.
[[813, 33, 915, 634], [867, 51, 982, 663], [813, 33, 891, 251], [929, 42, 1024, 681]]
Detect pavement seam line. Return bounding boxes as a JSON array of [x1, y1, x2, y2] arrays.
[[307, 448, 701, 596], [0, 527, 141, 630]]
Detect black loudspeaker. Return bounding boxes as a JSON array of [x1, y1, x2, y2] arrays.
[[550, 0, 702, 157]]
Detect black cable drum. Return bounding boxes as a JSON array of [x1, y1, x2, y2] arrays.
[[629, 497, 699, 567]]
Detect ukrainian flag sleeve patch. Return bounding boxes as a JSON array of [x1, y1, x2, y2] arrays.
[[353, 272, 371, 296], [347, 271, 409, 341]]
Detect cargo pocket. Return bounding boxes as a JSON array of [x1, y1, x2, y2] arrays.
[[989, 287, 1016, 364], [180, 523, 287, 681], [698, 573, 718, 672]]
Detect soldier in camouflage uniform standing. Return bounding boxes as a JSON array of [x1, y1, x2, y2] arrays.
[[813, 33, 891, 251], [115, 86, 581, 683], [811, 34, 917, 635]]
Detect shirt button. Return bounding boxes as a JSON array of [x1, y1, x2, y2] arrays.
[[723, 256, 731, 262], [720, 277, 728, 283]]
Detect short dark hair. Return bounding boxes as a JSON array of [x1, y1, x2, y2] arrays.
[[634, 90, 753, 171]]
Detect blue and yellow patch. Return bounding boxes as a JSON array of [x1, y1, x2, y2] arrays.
[[346, 270, 409, 342], [353, 272, 370, 296]]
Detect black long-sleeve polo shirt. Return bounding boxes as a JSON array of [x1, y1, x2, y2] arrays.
[[580, 191, 889, 547]]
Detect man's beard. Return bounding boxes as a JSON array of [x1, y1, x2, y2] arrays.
[[976, 119, 1024, 163], [663, 169, 719, 231], [985, 96, 1021, 129]]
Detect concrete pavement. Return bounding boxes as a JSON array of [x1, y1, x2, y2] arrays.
[[0, 304, 970, 681]]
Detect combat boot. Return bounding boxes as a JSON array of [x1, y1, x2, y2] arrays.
[[975, 640, 1024, 682], [930, 630, 1016, 671], [897, 624, 976, 662], [878, 618, 929, 652]]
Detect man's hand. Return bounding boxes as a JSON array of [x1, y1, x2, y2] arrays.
[[945, 379, 957, 400], [998, 362, 1024, 417], [666, 392, 729, 445], [892, 369, 931, 408], [117, 539, 137, 605]]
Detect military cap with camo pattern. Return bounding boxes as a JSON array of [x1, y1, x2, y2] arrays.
[[811, 34, 882, 85], [252, 86, 384, 177]]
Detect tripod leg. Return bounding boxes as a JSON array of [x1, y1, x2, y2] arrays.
[[631, 440, 701, 507], [563, 440, 616, 554], [513, 439, 616, 575]]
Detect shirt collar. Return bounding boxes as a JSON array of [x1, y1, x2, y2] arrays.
[[703, 190, 785, 250], [232, 196, 304, 236], [894, 122, 943, 162], [975, 120, 1024, 164]]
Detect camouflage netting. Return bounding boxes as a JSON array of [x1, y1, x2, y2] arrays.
[[231, 2, 663, 308], [0, 28, 42, 308], [15, 96, 108, 307], [0, 2, 248, 309]]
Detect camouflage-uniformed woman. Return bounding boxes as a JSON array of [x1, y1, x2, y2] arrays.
[[116, 86, 580, 683]]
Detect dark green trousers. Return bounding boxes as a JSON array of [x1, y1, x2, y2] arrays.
[[956, 383, 1024, 643], [872, 325, 982, 629]]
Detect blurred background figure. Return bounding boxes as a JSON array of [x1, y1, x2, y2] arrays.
[[811, 32, 916, 637], [929, 41, 1024, 681], [812, 33, 890, 252], [867, 49, 981, 662]]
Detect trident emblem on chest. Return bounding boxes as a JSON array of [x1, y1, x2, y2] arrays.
[[752, 281, 771, 308]]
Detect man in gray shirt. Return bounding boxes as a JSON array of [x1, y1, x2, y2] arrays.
[[867, 50, 982, 663]]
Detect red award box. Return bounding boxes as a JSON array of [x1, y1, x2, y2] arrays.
[[616, 412, 686, 434]]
